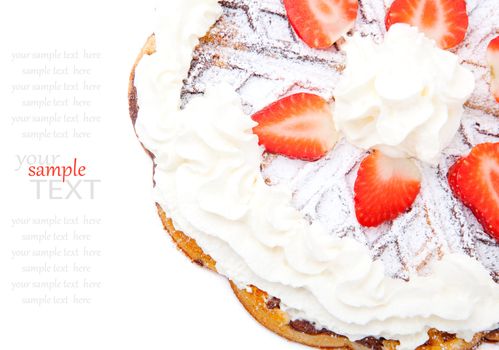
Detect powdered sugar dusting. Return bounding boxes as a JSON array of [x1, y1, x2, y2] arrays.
[[458, 0, 499, 118], [181, 0, 499, 280]]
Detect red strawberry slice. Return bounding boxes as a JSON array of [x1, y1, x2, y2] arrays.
[[385, 6, 393, 29], [450, 143, 499, 241], [283, 0, 359, 49], [385, 0, 468, 50], [447, 157, 464, 200], [354, 151, 421, 227], [487, 36, 499, 103], [252, 93, 337, 161]]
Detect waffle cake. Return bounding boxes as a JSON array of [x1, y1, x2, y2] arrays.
[[128, 0, 499, 348]]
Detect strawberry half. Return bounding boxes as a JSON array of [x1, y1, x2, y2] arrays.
[[449, 143, 499, 242], [252, 93, 337, 161], [283, 0, 359, 49], [487, 36, 499, 103], [354, 151, 421, 227], [447, 157, 465, 200], [385, 0, 468, 50]]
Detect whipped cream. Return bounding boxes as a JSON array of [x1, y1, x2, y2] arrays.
[[334, 24, 475, 164], [134, 1, 499, 348]]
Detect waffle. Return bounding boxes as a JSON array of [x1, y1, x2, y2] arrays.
[[180, 0, 499, 282], [128, 0, 499, 347]]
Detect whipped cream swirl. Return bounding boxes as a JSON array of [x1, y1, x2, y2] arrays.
[[134, 1, 499, 349], [334, 24, 475, 164]]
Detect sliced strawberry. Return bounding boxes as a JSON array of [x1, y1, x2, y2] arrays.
[[447, 157, 465, 200], [452, 143, 499, 241], [252, 93, 337, 161], [487, 36, 499, 103], [385, 6, 393, 29], [385, 0, 468, 50], [283, 0, 359, 49], [354, 151, 421, 227]]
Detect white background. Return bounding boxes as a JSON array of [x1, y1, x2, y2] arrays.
[[0, 1, 496, 350], [0, 0, 304, 349]]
